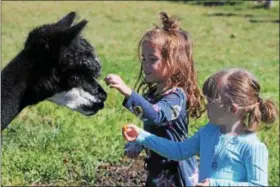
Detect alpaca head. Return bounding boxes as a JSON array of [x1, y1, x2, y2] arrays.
[[22, 12, 107, 116]]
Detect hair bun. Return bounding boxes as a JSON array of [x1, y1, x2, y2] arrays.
[[259, 99, 279, 124], [159, 12, 180, 32]]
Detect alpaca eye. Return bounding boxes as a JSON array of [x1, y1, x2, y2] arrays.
[[70, 76, 79, 82], [45, 43, 49, 50]]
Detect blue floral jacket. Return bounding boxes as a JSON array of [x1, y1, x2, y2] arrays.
[[123, 87, 199, 186]]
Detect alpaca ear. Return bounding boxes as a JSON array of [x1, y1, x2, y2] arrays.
[[56, 12, 76, 28], [62, 20, 88, 45]]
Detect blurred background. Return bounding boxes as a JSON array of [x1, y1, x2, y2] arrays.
[[1, 1, 279, 186]]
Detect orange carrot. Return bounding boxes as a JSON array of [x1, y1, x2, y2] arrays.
[[123, 125, 128, 132]]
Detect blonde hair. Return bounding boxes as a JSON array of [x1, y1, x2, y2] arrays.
[[203, 68, 279, 132], [135, 12, 205, 119]]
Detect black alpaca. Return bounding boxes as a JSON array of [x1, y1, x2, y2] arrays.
[[1, 12, 107, 131]]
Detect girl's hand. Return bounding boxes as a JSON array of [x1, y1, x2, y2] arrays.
[[122, 124, 141, 142], [104, 74, 132, 97], [196, 179, 210, 186]]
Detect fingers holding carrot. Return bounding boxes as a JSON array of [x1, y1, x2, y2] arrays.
[[122, 124, 141, 142]]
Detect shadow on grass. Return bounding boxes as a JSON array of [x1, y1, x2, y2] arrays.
[[165, 0, 273, 9], [201, 1, 243, 6], [251, 4, 273, 9], [163, 0, 243, 6], [249, 19, 279, 23], [206, 12, 279, 24], [208, 12, 254, 18]]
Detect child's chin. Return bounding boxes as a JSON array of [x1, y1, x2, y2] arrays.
[[144, 78, 153, 83]]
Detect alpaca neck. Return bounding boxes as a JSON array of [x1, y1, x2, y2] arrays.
[[1, 50, 34, 130]]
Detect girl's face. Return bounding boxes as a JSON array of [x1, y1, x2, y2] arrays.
[[141, 42, 168, 83], [206, 97, 236, 126]]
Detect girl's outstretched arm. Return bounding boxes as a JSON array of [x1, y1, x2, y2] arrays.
[[123, 88, 186, 125], [133, 125, 201, 160]]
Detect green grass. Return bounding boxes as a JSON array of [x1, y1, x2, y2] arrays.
[[1, 1, 279, 186]]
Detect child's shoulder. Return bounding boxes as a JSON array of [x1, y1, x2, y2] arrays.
[[162, 87, 186, 99], [238, 133, 268, 153], [195, 122, 220, 136]]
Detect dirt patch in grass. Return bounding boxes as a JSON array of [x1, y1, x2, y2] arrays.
[[95, 156, 147, 186]]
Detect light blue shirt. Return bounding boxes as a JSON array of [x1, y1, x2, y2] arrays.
[[136, 123, 268, 186]]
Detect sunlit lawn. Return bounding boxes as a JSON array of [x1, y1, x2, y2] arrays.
[[1, 1, 279, 185]]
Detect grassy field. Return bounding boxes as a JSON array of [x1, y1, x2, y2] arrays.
[[1, 1, 279, 186]]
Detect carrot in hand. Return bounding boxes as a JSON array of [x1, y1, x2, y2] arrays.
[[123, 125, 129, 132]]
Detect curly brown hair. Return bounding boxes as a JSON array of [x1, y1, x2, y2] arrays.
[[202, 68, 279, 132], [135, 12, 205, 119]]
